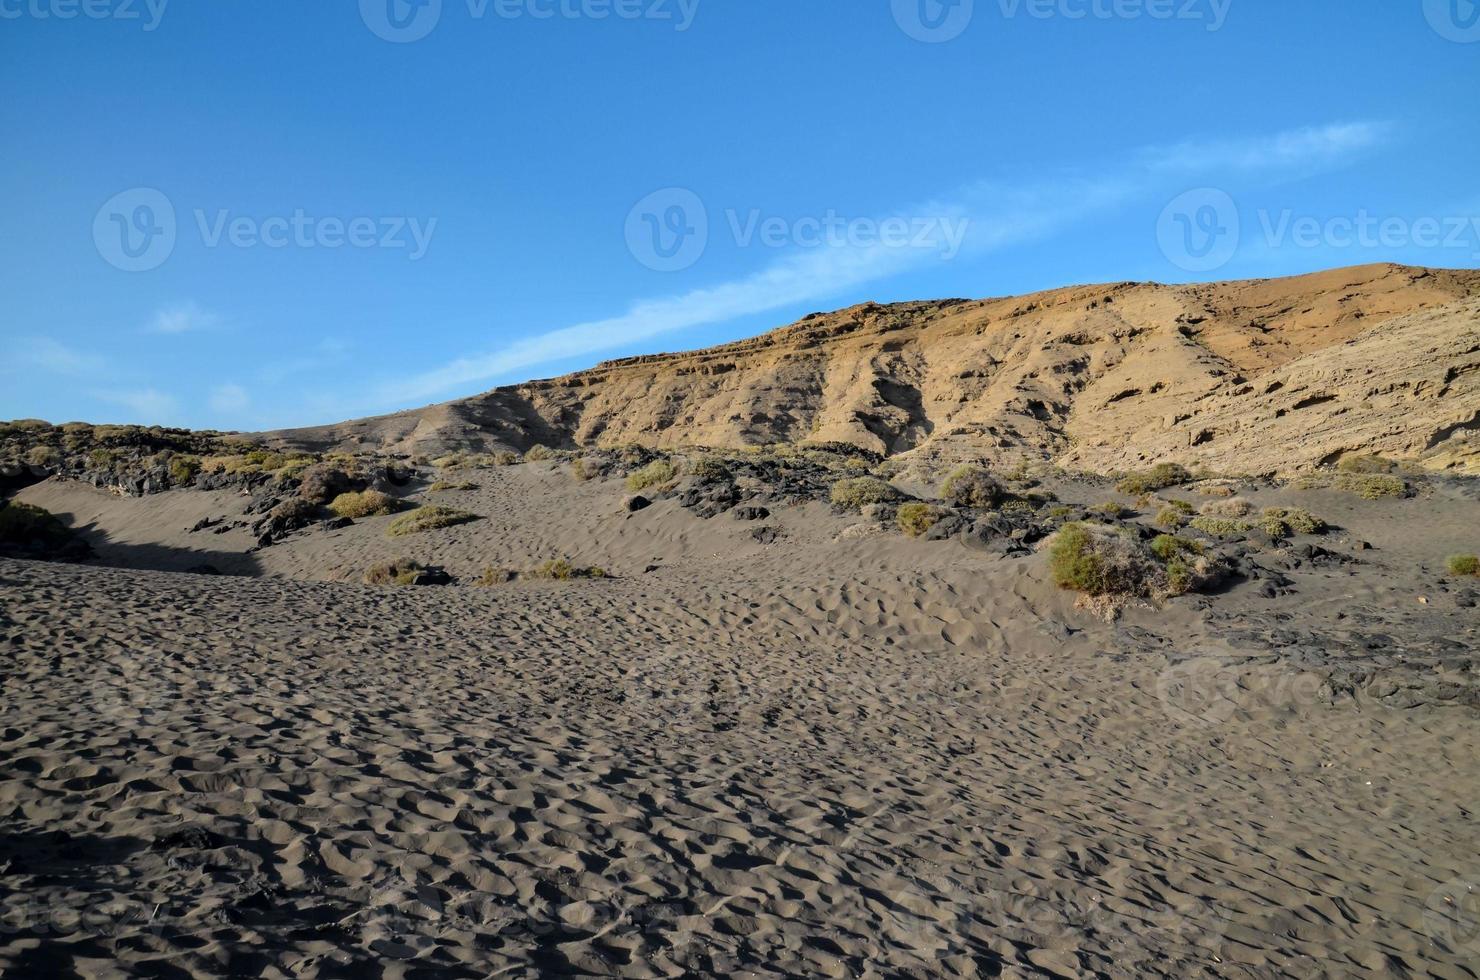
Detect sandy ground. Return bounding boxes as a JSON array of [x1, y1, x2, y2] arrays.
[[2, 468, 1478, 977]]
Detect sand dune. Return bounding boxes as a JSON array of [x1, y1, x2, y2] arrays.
[[3, 451, 1478, 976]]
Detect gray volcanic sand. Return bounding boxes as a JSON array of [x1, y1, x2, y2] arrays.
[[1, 466, 1478, 977]]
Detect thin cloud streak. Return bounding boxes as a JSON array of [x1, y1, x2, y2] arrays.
[[363, 119, 1392, 411]]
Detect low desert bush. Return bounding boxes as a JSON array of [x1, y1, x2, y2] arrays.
[[830, 476, 901, 512], [1153, 500, 1194, 529], [1090, 501, 1129, 519], [88, 448, 116, 469], [1447, 554, 1479, 577], [25, 446, 59, 467], [897, 502, 945, 538], [1199, 496, 1253, 518], [363, 558, 431, 586], [686, 456, 731, 482], [298, 463, 363, 504], [529, 559, 608, 580], [1150, 534, 1202, 562], [328, 490, 404, 519], [1338, 454, 1398, 475], [493, 451, 520, 466], [0, 501, 73, 549], [1189, 515, 1251, 537], [1049, 523, 1164, 597], [168, 455, 202, 485], [269, 496, 320, 525], [1115, 463, 1193, 495], [429, 480, 478, 492], [940, 465, 1004, 509], [1261, 506, 1325, 536], [523, 445, 554, 462], [474, 567, 519, 586], [385, 505, 478, 537], [626, 459, 677, 492], [1334, 474, 1407, 499]]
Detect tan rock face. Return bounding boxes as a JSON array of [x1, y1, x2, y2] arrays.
[[263, 263, 1480, 474]]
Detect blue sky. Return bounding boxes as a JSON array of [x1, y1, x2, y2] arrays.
[[3, 0, 1478, 431]]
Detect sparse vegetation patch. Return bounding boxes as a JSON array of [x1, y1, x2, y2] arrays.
[[385, 505, 479, 537]]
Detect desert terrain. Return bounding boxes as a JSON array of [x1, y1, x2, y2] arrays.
[[1, 264, 1478, 977]]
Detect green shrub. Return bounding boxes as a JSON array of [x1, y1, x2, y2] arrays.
[[1199, 496, 1253, 518], [25, 446, 59, 467], [626, 459, 677, 492], [429, 480, 477, 492], [1047, 505, 1075, 520], [1189, 515, 1251, 537], [529, 559, 608, 581], [1338, 454, 1397, 474], [1334, 474, 1407, 499], [1090, 502, 1128, 519], [1115, 463, 1193, 495], [273, 456, 316, 481], [1049, 523, 1162, 597], [328, 490, 404, 519], [363, 558, 429, 586], [897, 502, 945, 538], [523, 445, 554, 462], [830, 477, 901, 512], [1150, 534, 1202, 562], [1447, 554, 1479, 577], [1262, 506, 1324, 535], [88, 447, 117, 469], [686, 456, 731, 482], [386, 505, 479, 537], [940, 465, 1004, 509], [0, 501, 73, 549], [169, 455, 201, 485], [268, 496, 320, 525], [1153, 500, 1194, 529]]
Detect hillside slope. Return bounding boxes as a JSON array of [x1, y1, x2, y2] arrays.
[[262, 263, 1480, 474]]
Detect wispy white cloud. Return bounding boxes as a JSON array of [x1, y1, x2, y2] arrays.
[[258, 338, 350, 385], [14, 338, 106, 376], [209, 383, 250, 413], [380, 177, 1140, 407], [308, 118, 1406, 416], [1146, 121, 1393, 173], [93, 387, 179, 422], [148, 301, 221, 335]]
